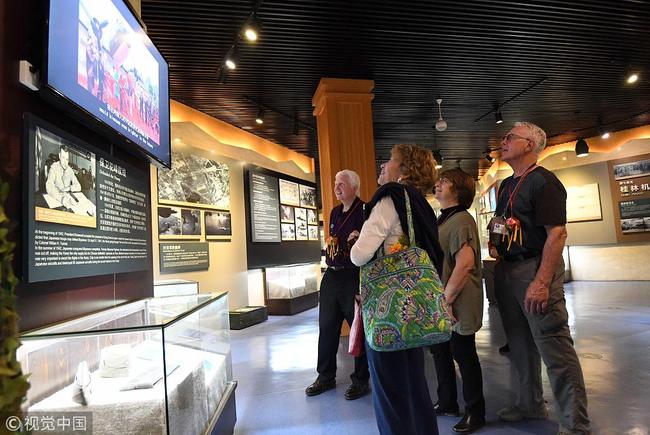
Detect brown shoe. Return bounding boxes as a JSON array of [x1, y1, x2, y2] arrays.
[[344, 382, 369, 400], [305, 379, 336, 397]]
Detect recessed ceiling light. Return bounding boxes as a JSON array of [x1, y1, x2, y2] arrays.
[[627, 72, 639, 84], [601, 132, 610, 139]]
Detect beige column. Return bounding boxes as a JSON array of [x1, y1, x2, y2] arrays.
[[312, 78, 377, 236]]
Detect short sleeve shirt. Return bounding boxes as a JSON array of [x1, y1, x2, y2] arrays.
[[495, 166, 567, 257], [438, 211, 483, 335]]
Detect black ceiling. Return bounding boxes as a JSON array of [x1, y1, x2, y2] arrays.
[[141, 0, 650, 178]]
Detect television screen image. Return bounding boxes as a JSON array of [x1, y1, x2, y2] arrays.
[[205, 211, 232, 238], [33, 125, 97, 228], [47, 0, 170, 167]]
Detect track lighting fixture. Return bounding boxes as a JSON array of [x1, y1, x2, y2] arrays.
[[255, 108, 265, 125], [217, 67, 229, 84], [575, 138, 589, 157], [601, 131, 610, 139], [435, 98, 447, 132], [244, 13, 261, 42], [293, 117, 300, 135], [495, 110, 503, 124]]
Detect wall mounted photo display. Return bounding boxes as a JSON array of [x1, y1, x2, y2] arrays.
[[281, 223, 296, 241], [158, 151, 230, 210], [613, 158, 650, 180], [33, 125, 98, 228], [181, 208, 201, 237], [308, 225, 319, 241], [566, 183, 602, 222], [158, 206, 182, 238], [619, 199, 650, 233], [307, 209, 317, 225], [295, 208, 308, 240], [279, 179, 300, 206], [280, 205, 295, 223], [25, 114, 152, 283], [205, 210, 232, 239], [299, 184, 316, 208]]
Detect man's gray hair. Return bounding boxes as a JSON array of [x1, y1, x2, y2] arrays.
[[335, 169, 361, 197], [514, 121, 547, 153]]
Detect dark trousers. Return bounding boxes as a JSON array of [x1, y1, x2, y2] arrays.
[[430, 332, 486, 417], [366, 344, 439, 435], [317, 268, 369, 384]]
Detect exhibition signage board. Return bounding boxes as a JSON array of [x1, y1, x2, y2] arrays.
[[608, 153, 650, 242], [25, 114, 151, 282], [159, 242, 210, 274], [248, 171, 281, 243]]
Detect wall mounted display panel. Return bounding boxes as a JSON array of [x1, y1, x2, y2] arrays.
[[244, 166, 320, 268], [608, 153, 650, 243], [248, 171, 281, 242], [157, 151, 230, 210], [566, 183, 602, 222], [24, 114, 151, 283]]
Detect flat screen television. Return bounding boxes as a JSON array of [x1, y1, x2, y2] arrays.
[[45, 0, 171, 167]]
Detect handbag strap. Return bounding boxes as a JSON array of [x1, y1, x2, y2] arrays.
[[404, 189, 416, 247]]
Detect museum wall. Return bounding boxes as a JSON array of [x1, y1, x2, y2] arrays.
[[151, 116, 317, 309], [1, 0, 152, 331]]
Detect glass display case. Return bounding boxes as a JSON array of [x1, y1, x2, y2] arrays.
[[18, 293, 236, 435], [264, 262, 319, 315]]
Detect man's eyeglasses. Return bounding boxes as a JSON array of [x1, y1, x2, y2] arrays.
[[503, 132, 532, 143]]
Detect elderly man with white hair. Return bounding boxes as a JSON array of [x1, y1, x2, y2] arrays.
[[305, 169, 370, 400], [490, 122, 591, 435]]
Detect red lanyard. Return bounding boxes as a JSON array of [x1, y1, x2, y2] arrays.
[[507, 164, 537, 217], [331, 199, 361, 236]]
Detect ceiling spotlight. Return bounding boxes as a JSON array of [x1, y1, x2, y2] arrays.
[[244, 14, 261, 42], [225, 46, 238, 70], [495, 110, 503, 124], [432, 150, 443, 169], [255, 108, 265, 125], [601, 131, 610, 139], [435, 98, 447, 132], [626, 71, 639, 84], [575, 138, 589, 157]]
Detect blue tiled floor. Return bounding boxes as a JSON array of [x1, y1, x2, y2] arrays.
[[231, 281, 650, 434]]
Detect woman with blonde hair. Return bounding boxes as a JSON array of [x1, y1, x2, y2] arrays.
[[351, 144, 444, 435]]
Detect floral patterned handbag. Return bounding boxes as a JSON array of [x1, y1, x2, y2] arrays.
[[360, 190, 454, 351]]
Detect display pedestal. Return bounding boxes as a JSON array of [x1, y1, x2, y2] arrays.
[[266, 291, 319, 315], [229, 306, 268, 330]]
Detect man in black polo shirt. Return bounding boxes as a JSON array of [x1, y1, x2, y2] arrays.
[[305, 169, 370, 400], [490, 122, 590, 435]]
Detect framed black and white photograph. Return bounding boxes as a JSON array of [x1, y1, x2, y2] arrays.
[[307, 209, 317, 225], [299, 184, 317, 208], [308, 225, 319, 241], [158, 151, 230, 210], [181, 209, 201, 237], [279, 179, 300, 206], [613, 158, 650, 181], [295, 208, 308, 240], [205, 211, 232, 239], [34, 125, 97, 228], [281, 223, 296, 241], [280, 205, 295, 223], [158, 206, 182, 237]]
